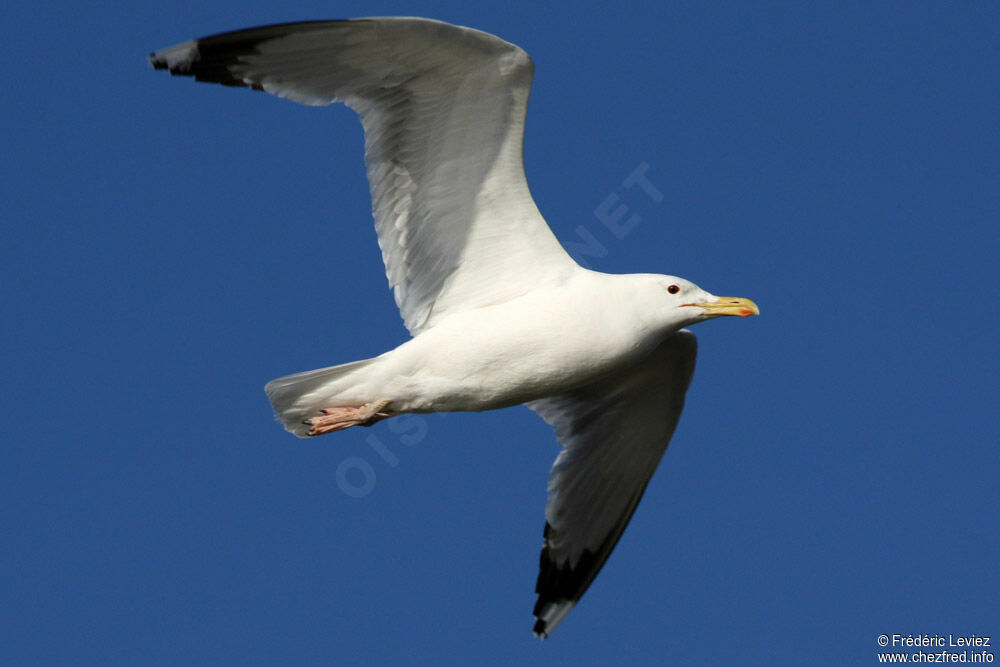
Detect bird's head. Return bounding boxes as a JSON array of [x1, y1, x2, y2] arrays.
[[644, 275, 759, 330]]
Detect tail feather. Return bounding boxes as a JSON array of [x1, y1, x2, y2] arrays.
[[265, 357, 378, 437]]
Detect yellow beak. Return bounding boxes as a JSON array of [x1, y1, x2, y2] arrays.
[[692, 296, 760, 317]]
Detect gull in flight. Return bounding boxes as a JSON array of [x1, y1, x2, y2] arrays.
[[150, 17, 758, 638]]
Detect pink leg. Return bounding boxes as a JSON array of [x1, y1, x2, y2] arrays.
[[303, 398, 392, 436]]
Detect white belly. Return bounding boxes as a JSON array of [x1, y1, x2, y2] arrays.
[[370, 275, 665, 412]]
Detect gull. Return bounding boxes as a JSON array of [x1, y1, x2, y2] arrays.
[[150, 17, 758, 638]]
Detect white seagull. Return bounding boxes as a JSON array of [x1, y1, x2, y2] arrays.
[[150, 17, 758, 638]]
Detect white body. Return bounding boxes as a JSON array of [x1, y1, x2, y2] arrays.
[[322, 270, 679, 414]]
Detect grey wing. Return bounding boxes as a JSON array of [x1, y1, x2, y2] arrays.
[[526, 330, 698, 638], [150, 18, 576, 334]]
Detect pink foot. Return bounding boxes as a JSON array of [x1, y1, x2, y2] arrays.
[[303, 399, 392, 436]]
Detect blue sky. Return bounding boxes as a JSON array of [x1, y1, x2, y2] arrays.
[[4, 1, 998, 664]]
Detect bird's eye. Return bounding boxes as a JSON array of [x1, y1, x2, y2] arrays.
[[667, 284, 680, 294]]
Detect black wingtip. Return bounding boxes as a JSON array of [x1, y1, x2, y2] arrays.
[[149, 52, 166, 70], [534, 522, 587, 609]]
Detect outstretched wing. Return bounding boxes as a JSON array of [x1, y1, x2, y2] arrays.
[[526, 330, 698, 638], [150, 18, 576, 334]]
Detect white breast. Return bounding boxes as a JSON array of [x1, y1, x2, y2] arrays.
[[372, 270, 665, 412]]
